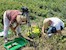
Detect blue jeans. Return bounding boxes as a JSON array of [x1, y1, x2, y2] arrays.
[[51, 26, 63, 33], [45, 26, 63, 34]]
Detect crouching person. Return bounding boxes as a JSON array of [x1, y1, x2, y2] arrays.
[[42, 17, 64, 37], [1, 7, 31, 43]]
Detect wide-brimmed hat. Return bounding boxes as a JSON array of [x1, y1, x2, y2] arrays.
[[16, 15, 27, 24], [43, 18, 50, 29]]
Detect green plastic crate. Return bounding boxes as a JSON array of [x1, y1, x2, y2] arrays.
[[4, 37, 28, 50]]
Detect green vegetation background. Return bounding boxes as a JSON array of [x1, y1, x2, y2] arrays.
[[0, 0, 66, 50], [0, 0, 66, 21]]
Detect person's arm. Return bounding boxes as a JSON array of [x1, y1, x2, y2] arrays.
[[14, 23, 19, 30], [10, 22, 19, 35], [42, 25, 46, 35], [9, 18, 15, 26], [42, 26, 44, 34], [10, 25, 16, 35]]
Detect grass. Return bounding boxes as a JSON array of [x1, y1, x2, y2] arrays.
[[0, 0, 66, 50]]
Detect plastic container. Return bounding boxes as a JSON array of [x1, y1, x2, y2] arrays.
[[4, 37, 28, 50]]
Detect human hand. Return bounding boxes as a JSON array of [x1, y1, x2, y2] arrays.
[[22, 22, 27, 24]]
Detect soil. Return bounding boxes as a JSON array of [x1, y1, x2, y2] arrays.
[[0, 28, 66, 50]]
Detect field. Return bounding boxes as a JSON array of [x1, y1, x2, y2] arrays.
[[0, 0, 66, 50]]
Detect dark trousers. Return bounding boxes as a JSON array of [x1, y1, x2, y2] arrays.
[[45, 26, 63, 33]]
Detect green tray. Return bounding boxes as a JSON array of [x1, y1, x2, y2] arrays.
[[4, 37, 28, 50]]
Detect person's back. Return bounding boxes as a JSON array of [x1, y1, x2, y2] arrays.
[[0, 7, 32, 43], [48, 17, 64, 28], [42, 17, 64, 37], [6, 10, 22, 22]]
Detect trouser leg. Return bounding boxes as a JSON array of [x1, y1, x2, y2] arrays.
[[3, 11, 10, 42]]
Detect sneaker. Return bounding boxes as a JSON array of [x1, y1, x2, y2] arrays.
[[48, 34, 52, 37], [0, 32, 4, 37], [4, 37, 8, 43], [4, 39, 8, 43]]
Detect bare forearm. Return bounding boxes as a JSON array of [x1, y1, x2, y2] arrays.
[[42, 26, 44, 33], [10, 26, 16, 34], [14, 23, 19, 29]]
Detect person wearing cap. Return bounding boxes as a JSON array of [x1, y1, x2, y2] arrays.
[[42, 17, 64, 37], [0, 7, 31, 43]]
